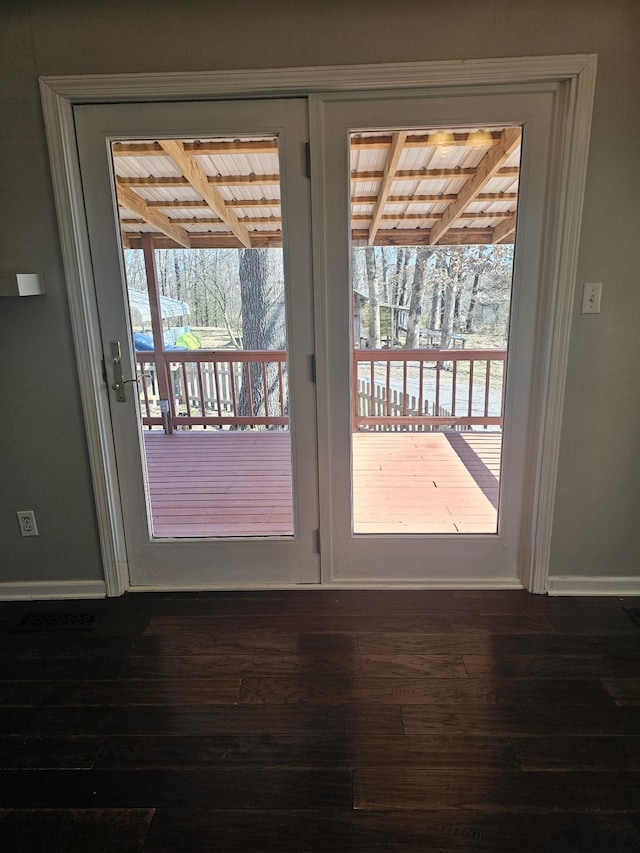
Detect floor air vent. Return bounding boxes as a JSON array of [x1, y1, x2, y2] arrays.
[[11, 612, 101, 632], [623, 608, 640, 628]]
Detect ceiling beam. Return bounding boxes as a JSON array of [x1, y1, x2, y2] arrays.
[[116, 184, 191, 249], [368, 131, 407, 245], [116, 167, 516, 189], [142, 191, 516, 211], [122, 232, 282, 250], [145, 198, 281, 210], [352, 228, 497, 246], [353, 166, 518, 183], [113, 133, 499, 157], [122, 209, 514, 229], [492, 214, 517, 244], [117, 174, 280, 188], [122, 227, 504, 250], [113, 139, 278, 156], [351, 131, 501, 150], [427, 127, 521, 245], [157, 140, 253, 248]]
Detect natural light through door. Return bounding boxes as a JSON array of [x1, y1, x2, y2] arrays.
[[349, 126, 521, 534], [111, 135, 294, 539]]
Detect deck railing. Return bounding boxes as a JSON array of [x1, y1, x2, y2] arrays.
[[353, 348, 507, 430], [136, 350, 288, 429], [135, 347, 506, 432]]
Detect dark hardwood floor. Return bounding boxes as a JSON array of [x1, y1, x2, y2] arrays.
[[1, 590, 640, 851]]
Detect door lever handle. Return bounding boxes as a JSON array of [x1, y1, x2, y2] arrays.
[[109, 340, 136, 402]]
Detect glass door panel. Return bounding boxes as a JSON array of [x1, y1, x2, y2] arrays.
[[111, 134, 294, 539], [350, 125, 522, 535]]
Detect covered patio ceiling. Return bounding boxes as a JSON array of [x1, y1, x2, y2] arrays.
[[112, 126, 520, 250]]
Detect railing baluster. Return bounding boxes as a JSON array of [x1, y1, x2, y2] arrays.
[[435, 357, 441, 419], [181, 363, 191, 418], [386, 361, 391, 416], [484, 360, 491, 429], [229, 360, 238, 417], [279, 361, 285, 417], [370, 360, 375, 419], [468, 360, 474, 418], [213, 362, 223, 418], [245, 361, 254, 417], [452, 361, 457, 418], [261, 361, 269, 418], [139, 361, 151, 421], [196, 362, 206, 426], [402, 360, 408, 416], [418, 360, 424, 415]]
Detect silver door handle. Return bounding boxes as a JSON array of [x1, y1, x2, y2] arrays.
[[109, 340, 136, 402]]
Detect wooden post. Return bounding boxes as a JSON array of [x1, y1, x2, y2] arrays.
[[142, 235, 173, 434]]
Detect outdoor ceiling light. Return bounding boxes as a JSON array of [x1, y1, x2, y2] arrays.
[[428, 130, 455, 147], [467, 129, 494, 148]]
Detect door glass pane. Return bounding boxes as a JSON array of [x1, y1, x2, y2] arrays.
[[350, 126, 522, 534], [109, 135, 293, 538]]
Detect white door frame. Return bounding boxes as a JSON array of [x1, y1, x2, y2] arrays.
[[40, 55, 597, 595]]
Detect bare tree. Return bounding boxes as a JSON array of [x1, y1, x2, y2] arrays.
[[404, 246, 434, 349], [365, 246, 381, 349], [237, 248, 287, 421]]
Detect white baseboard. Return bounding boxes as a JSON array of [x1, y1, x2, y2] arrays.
[[547, 576, 640, 596], [0, 580, 107, 601]]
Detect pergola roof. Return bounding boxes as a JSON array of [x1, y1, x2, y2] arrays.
[[113, 126, 520, 250]]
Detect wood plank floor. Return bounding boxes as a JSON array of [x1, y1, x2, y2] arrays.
[[1, 591, 640, 851], [144, 430, 502, 537]]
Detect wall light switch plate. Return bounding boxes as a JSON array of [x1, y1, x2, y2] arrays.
[[582, 282, 602, 314]]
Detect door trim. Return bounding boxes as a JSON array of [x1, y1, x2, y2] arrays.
[[40, 55, 597, 595]]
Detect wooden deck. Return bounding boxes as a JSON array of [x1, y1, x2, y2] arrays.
[[144, 430, 502, 538]]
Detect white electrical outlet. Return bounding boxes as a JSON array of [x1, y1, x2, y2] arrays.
[[17, 510, 38, 537]]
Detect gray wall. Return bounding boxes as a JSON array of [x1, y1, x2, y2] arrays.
[[1, 0, 638, 586]]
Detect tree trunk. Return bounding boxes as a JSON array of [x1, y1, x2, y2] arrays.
[[439, 279, 455, 351], [404, 246, 433, 349], [379, 247, 389, 303], [392, 247, 404, 306], [238, 248, 281, 421], [399, 247, 413, 307], [365, 246, 381, 349], [465, 271, 481, 332]]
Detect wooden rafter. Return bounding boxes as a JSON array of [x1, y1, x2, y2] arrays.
[[368, 131, 407, 245], [113, 139, 278, 156], [122, 226, 509, 251], [351, 131, 501, 150], [157, 140, 253, 248], [492, 214, 517, 244], [113, 132, 498, 157], [427, 127, 521, 246], [121, 210, 514, 230], [145, 198, 281, 210], [142, 191, 516, 212], [117, 166, 516, 189], [117, 174, 280, 188], [116, 184, 191, 249]]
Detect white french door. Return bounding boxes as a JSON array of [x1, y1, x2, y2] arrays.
[[75, 99, 320, 588], [74, 86, 557, 590], [311, 89, 556, 585]]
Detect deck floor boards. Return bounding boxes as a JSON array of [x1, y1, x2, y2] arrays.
[[143, 430, 502, 537]]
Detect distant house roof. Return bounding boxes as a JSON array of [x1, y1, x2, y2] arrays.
[[127, 287, 189, 324]]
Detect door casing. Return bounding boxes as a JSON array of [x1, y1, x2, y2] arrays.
[[40, 55, 597, 594]]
